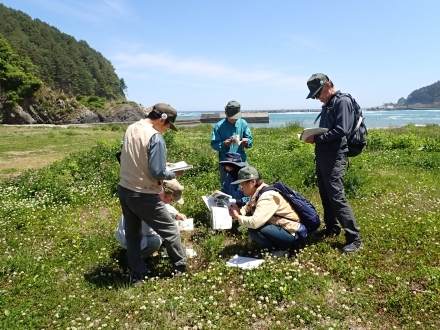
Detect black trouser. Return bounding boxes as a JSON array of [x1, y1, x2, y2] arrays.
[[118, 185, 186, 280], [316, 153, 361, 243]]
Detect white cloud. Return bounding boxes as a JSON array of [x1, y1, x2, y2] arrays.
[[113, 51, 304, 88], [284, 34, 326, 53]]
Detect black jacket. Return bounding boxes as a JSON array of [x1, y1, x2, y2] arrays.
[[315, 91, 356, 155]]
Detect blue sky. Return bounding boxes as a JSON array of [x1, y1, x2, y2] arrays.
[[2, 0, 439, 111]]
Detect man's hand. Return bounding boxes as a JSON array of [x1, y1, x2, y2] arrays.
[[305, 135, 315, 144], [228, 204, 240, 219], [241, 138, 248, 146], [175, 213, 187, 220], [174, 170, 184, 177], [224, 138, 232, 147]]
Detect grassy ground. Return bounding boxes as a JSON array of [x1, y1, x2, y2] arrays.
[[0, 124, 125, 176], [0, 123, 439, 329]]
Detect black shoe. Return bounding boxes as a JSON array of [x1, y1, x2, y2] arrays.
[[131, 268, 153, 287], [172, 265, 187, 278], [342, 240, 363, 254], [132, 278, 145, 287], [314, 228, 341, 238], [145, 268, 155, 277]]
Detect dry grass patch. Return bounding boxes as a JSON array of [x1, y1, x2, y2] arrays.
[[0, 125, 124, 175]]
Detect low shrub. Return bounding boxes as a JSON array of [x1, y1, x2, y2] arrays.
[[1, 125, 440, 329]]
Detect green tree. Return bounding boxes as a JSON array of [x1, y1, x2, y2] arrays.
[[397, 97, 406, 105], [0, 4, 126, 101], [119, 78, 127, 96], [405, 80, 440, 105], [0, 34, 42, 105]]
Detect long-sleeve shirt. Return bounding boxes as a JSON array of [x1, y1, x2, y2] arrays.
[[148, 133, 175, 179], [210, 118, 253, 162]]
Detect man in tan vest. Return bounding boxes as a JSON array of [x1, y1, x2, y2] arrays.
[[118, 103, 186, 286]]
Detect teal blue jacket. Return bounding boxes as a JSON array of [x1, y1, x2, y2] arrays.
[[210, 118, 253, 162]]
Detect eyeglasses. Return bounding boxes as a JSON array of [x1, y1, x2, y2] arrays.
[[239, 181, 250, 188], [314, 88, 322, 99], [163, 187, 174, 195]]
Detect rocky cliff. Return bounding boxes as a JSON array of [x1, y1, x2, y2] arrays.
[[1, 97, 150, 125]]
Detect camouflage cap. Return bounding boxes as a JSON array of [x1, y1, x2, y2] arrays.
[[225, 100, 242, 119]]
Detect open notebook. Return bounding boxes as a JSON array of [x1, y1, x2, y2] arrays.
[[202, 193, 233, 230], [226, 255, 265, 270], [167, 161, 193, 172], [298, 127, 328, 141]]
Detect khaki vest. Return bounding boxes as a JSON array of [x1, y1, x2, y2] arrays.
[[119, 120, 163, 194]]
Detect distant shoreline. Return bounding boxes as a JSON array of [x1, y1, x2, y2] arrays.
[[179, 108, 440, 114], [179, 109, 321, 114], [367, 107, 440, 111]]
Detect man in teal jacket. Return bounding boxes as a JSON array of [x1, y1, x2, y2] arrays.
[[210, 100, 253, 183]]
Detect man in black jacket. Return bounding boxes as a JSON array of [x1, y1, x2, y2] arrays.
[[304, 73, 363, 253]]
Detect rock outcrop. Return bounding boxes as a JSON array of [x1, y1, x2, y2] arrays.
[[96, 104, 149, 123], [2, 105, 37, 124], [67, 107, 100, 124], [1, 98, 150, 125]]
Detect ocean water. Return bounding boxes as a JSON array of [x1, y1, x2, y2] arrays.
[[178, 109, 440, 129]]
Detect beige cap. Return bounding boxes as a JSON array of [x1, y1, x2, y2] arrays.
[[152, 103, 178, 131], [163, 179, 184, 204]]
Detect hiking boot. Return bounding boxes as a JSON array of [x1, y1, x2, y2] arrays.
[[132, 278, 145, 287], [314, 228, 341, 238], [342, 240, 363, 254], [172, 265, 187, 278], [131, 269, 152, 287], [269, 249, 290, 259]]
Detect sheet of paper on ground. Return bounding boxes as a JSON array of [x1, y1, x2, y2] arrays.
[[226, 255, 265, 270], [163, 248, 197, 258]]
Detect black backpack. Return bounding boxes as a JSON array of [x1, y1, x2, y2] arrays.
[[256, 180, 321, 237], [315, 93, 368, 157]]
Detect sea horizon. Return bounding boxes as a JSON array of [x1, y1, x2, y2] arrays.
[[177, 109, 440, 129]]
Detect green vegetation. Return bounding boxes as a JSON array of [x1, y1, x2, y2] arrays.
[[0, 35, 42, 104], [0, 4, 125, 107], [1, 123, 439, 329]]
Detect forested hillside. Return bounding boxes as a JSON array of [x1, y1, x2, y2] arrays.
[[0, 4, 143, 125], [404, 80, 440, 105], [0, 4, 126, 102]]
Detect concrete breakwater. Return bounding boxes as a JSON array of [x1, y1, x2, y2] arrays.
[[200, 112, 269, 123]]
